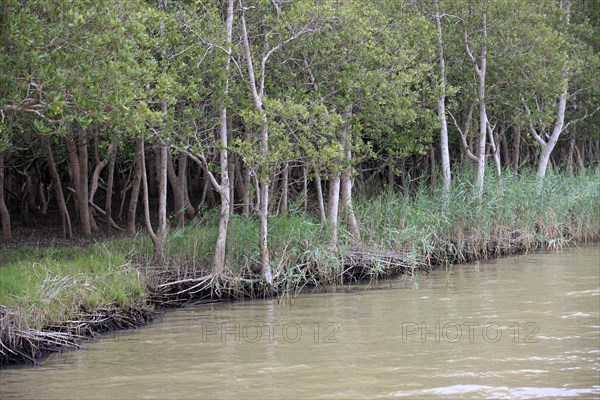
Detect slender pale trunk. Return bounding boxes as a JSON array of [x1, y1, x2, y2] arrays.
[[42, 136, 72, 238], [0, 154, 11, 240], [487, 124, 501, 176], [328, 171, 341, 248], [533, 2, 570, 187], [212, 0, 234, 276], [315, 169, 326, 223], [144, 0, 170, 263], [139, 139, 157, 258], [475, 62, 487, 196], [140, 136, 168, 264], [240, 2, 272, 284], [465, 11, 488, 197], [154, 140, 169, 264], [537, 73, 568, 182], [340, 105, 360, 243], [435, 0, 451, 193], [259, 121, 271, 283]]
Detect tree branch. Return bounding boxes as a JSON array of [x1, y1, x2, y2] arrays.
[[522, 103, 547, 147]]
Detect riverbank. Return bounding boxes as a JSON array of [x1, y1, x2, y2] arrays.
[[1, 171, 599, 365]]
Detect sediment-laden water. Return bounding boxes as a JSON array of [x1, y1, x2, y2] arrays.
[[1, 246, 599, 399]]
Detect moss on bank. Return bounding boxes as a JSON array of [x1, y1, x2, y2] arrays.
[[1, 170, 599, 365]]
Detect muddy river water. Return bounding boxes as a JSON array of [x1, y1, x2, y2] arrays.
[[1, 246, 599, 399]]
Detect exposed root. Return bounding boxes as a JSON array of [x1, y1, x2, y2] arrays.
[[0, 303, 152, 366]]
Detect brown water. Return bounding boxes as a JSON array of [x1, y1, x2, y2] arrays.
[[1, 247, 599, 399]]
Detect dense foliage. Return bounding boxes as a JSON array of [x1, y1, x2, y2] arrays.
[[1, 0, 599, 276]]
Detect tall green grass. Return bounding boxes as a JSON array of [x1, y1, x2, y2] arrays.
[[355, 168, 600, 262], [0, 244, 146, 328]]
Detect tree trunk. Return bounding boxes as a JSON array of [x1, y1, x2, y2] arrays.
[[533, 2, 570, 186], [155, 141, 169, 263], [315, 169, 326, 223], [212, 0, 234, 276], [465, 11, 488, 197], [239, 2, 273, 284], [89, 142, 115, 232], [259, 177, 271, 282], [0, 154, 11, 240], [435, 0, 451, 193], [328, 171, 341, 248], [167, 151, 186, 227], [42, 136, 72, 238], [341, 105, 360, 243], [105, 143, 117, 229], [77, 130, 92, 237], [140, 137, 168, 265], [487, 124, 501, 177], [536, 75, 568, 182], [65, 138, 81, 220], [127, 138, 143, 235], [475, 61, 487, 196], [66, 134, 92, 238], [280, 162, 288, 214]]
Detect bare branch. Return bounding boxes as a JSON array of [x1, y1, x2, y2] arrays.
[[173, 144, 224, 194], [522, 103, 547, 147], [259, 23, 314, 99], [448, 105, 478, 162], [563, 105, 600, 132]]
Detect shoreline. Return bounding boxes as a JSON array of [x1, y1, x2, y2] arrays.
[[1, 237, 596, 367]]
